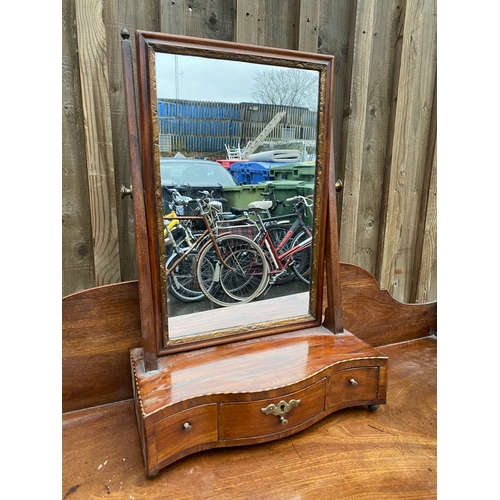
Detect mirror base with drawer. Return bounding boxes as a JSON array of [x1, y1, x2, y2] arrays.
[[121, 28, 388, 478], [131, 328, 387, 478]]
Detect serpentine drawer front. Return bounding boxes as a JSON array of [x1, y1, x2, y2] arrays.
[[130, 329, 388, 477], [220, 379, 326, 441]]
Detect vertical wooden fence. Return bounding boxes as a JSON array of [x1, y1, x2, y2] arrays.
[[62, 0, 437, 303]]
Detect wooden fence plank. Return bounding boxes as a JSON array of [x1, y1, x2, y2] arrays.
[[317, 0, 352, 218], [410, 77, 437, 303], [161, 0, 235, 40], [234, 0, 260, 44], [339, 0, 376, 263], [415, 147, 437, 302], [375, 0, 405, 287], [260, 0, 299, 49], [103, 0, 158, 283], [75, 0, 121, 286], [341, 0, 401, 274], [378, 0, 437, 302], [160, 0, 187, 34], [62, 0, 96, 296], [351, 0, 405, 277], [296, 0, 320, 53]]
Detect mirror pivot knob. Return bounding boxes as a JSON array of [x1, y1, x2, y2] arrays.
[[120, 185, 133, 199]]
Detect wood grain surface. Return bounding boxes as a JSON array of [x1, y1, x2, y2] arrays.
[[74, 0, 121, 285], [377, 0, 437, 302], [62, 336, 436, 499], [62, 281, 141, 413], [339, 263, 437, 347]]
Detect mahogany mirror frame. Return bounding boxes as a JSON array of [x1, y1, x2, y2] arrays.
[[122, 29, 338, 368]]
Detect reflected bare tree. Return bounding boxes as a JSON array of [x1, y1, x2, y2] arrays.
[[250, 67, 319, 110]]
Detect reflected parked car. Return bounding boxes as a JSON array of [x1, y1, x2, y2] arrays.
[[160, 157, 238, 214], [160, 157, 238, 188]]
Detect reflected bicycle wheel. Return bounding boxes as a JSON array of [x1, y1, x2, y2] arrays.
[[167, 232, 209, 303], [168, 252, 205, 303], [196, 234, 269, 307]]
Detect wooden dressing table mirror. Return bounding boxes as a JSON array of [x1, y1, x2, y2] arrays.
[[121, 29, 388, 478]]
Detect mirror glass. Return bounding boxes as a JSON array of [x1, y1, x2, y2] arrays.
[[136, 33, 332, 352]]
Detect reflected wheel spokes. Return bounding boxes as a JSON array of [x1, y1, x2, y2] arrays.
[[196, 235, 269, 307]]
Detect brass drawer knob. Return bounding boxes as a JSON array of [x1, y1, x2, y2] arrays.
[[182, 422, 192, 433], [261, 399, 301, 426], [349, 378, 358, 387]]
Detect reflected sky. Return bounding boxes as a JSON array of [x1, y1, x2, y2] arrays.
[[156, 53, 261, 102]]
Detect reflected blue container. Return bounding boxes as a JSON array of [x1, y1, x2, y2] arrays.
[[229, 162, 271, 185]]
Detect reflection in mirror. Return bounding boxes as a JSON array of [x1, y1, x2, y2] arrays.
[[154, 53, 320, 343], [128, 31, 335, 354]]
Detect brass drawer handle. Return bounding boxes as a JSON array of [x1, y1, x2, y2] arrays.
[[349, 378, 358, 387], [261, 399, 301, 426], [182, 422, 192, 433]]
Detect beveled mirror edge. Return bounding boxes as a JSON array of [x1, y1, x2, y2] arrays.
[[134, 30, 335, 357]]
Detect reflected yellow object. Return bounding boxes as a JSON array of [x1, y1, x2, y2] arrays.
[[164, 210, 180, 237]]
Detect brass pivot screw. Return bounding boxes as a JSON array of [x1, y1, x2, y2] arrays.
[[120, 185, 132, 199]]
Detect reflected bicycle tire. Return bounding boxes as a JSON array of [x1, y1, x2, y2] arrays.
[[290, 229, 312, 285], [196, 234, 269, 307], [167, 232, 211, 303]]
